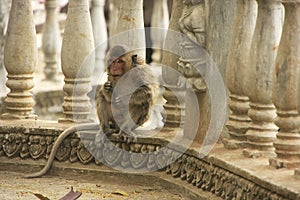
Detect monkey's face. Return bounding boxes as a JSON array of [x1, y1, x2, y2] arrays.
[[108, 57, 127, 82]]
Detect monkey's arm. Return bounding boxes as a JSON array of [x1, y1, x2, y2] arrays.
[[101, 82, 113, 102], [129, 85, 153, 126], [122, 66, 157, 129], [96, 88, 115, 133]]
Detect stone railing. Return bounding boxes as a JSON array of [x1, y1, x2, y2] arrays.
[[224, 0, 300, 174], [0, 0, 300, 199]]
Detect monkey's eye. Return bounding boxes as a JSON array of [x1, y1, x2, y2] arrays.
[[116, 59, 125, 64], [110, 59, 125, 65]]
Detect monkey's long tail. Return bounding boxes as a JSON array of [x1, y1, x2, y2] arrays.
[[24, 123, 99, 178]]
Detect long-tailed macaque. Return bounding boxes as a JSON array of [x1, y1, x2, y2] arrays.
[[96, 45, 158, 141], [24, 45, 158, 178]]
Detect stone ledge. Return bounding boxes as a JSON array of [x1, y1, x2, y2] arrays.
[[0, 120, 298, 199], [206, 145, 300, 200], [0, 157, 217, 200]]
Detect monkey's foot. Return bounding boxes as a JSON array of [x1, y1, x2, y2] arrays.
[[118, 130, 137, 143]]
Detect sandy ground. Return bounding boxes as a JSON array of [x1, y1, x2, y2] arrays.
[[0, 170, 185, 200]]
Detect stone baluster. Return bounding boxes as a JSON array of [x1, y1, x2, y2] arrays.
[[59, 0, 95, 123], [91, 0, 108, 84], [0, 0, 10, 97], [243, 0, 283, 158], [108, 0, 120, 38], [269, 0, 300, 169], [223, 0, 257, 150], [111, 0, 145, 56], [161, 0, 185, 129], [1, 0, 38, 119], [150, 0, 169, 63], [42, 0, 61, 81]]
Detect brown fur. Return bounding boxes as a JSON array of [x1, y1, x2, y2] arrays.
[[96, 45, 158, 141]]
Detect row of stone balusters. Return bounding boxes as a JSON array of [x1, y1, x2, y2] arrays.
[[41, 0, 108, 82], [1, 0, 169, 121], [224, 0, 300, 174], [1, 0, 95, 121]]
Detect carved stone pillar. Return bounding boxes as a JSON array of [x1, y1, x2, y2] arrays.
[[223, 0, 257, 150], [1, 0, 37, 119], [161, 0, 184, 129], [108, 0, 120, 38], [269, 0, 300, 169], [42, 0, 61, 81], [150, 0, 169, 63], [243, 0, 282, 158], [112, 0, 145, 56], [59, 0, 95, 123], [0, 0, 10, 97], [91, 0, 107, 84]]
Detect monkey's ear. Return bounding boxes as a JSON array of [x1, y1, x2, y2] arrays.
[[132, 54, 138, 68]]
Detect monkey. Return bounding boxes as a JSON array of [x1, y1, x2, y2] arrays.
[[96, 45, 159, 142], [24, 45, 159, 178]]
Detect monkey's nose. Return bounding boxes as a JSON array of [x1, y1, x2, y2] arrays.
[[111, 64, 118, 71]]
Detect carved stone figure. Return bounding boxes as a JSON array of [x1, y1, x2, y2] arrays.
[[179, 0, 205, 45], [177, 0, 206, 92]]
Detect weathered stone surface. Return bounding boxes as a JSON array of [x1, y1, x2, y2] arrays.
[[60, 0, 95, 123], [206, 0, 236, 80], [270, 0, 300, 169], [42, 0, 61, 81], [0, 121, 298, 199], [91, 0, 108, 84], [150, 0, 169, 63], [2, 0, 38, 119], [224, 0, 257, 149], [111, 0, 145, 57], [0, 0, 10, 97], [243, 0, 283, 158]]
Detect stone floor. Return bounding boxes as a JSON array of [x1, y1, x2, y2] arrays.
[[0, 170, 185, 200]]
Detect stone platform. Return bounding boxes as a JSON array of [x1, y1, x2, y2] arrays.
[[0, 119, 299, 199]]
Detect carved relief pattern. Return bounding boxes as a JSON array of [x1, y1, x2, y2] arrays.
[[28, 135, 47, 159], [0, 128, 290, 199], [3, 133, 23, 157], [0, 134, 4, 156], [55, 138, 71, 162], [177, 0, 207, 92], [45, 136, 54, 159], [20, 134, 30, 158], [77, 141, 94, 164], [69, 138, 80, 163]]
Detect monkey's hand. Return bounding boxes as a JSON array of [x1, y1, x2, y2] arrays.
[[102, 81, 113, 102], [104, 81, 113, 92]]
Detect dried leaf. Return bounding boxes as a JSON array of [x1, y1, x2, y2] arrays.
[[32, 193, 50, 200], [111, 190, 130, 197]]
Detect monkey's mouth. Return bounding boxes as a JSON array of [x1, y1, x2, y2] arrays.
[[112, 74, 122, 80]]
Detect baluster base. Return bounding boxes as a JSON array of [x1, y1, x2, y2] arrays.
[[294, 168, 300, 179], [270, 157, 300, 169], [224, 119, 250, 149], [223, 138, 247, 150], [243, 148, 276, 158], [58, 118, 94, 124], [162, 86, 185, 129], [223, 94, 251, 150], [1, 113, 37, 120]]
